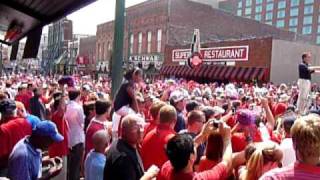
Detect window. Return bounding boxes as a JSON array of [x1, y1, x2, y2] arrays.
[[255, 5, 262, 13], [266, 12, 273, 20], [266, 3, 274, 11], [291, 0, 299, 7], [267, 0, 273, 2], [305, 0, 314, 5], [255, 14, 262, 21], [266, 21, 272, 25], [238, 1, 242, 8], [147, 31, 152, 53], [302, 26, 312, 34], [289, 18, 298, 26], [97, 43, 100, 60], [246, 0, 252, 7], [157, 29, 162, 53], [290, 8, 299, 16], [318, 25, 320, 33], [237, 9, 242, 16], [276, 20, 285, 27], [278, 1, 286, 9], [129, 34, 134, 54], [303, 16, 313, 25], [108, 42, 112, 50], [289, 27, 297, 32], [245, 7, 251, 15], [304, 6, 313, 15], [317, 36, 320, 44], [277, 10, 286, 18], [256, 0, 262, 4], [138, 32, 142, 54], [102, 42, 105, 60]]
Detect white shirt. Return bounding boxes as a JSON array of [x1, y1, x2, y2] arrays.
[[65, 101, 85, 148], [280, 138, 296, 167]]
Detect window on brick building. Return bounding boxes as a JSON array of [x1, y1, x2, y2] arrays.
[[108, 41, 112, 50], [278, 1, 286, 9], [266, 12, 273, 20], [303, 16, 313, 25], [317, 25, 320, 33], [238, 1, 242, 8], [157, 29, 162, 53], [317, 36, 320, 44], [245, 7, 251, 15], [304, 0, 314, 5], [147, 31, 152, 53], [97, 43, 100, 60], [246, 0, 252, 7], [289, 27, 297, 32], [129, 34, 134, 54], [291, 0, 300, 7], [277, 10, 286, 18], [304, 5, 313, 15], [256, 0, 262, 5], [255, 14, 261, 21], [255, 5, 262, 13], [102, 42, 105, 60], [266, 3, 274, 11], [138, 32, 142, 54], [237, 9, 242, 16], [289, 17, 298, 26], [290, 7, 299, 16], [276, 20, 285, 27], [302, 26, 312, 34]]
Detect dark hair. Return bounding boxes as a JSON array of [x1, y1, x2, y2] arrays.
[[186, 101, 200, 113], [166, 134, 194, 171], [124, 67, 142, 81], [205, 132, 224, 161], [95, 99, 112, 115], [68, 90, 81, 101], [83, 101, 95, 117], [302, 53, 309, 60], [53, 96, 62, 111], [187, 110, 205, 125]]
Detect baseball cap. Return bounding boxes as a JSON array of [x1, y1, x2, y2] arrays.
[[0, 99, 17, 114], [169, 90, 184, 104], [33, 121, 64, 142], [237, 109, 256, 126]]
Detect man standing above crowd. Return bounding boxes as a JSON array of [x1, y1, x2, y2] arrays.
[[297, 52, 320, 114], [65, 89, 85, 180], [169, 91, 186, 132], [30, 88, 46, 120]]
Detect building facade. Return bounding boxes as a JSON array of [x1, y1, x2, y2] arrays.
[[46, 17, 73, 74], [78, 36, 96, 74], [235, 0, 320, 44], [96, 0, 311, 77]]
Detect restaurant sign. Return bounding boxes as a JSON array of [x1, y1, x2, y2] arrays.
[[129, 54, 163, 70], [172, 45, 249, 62]]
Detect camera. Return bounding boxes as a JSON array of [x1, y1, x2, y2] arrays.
[[210, 120, 221, 128]]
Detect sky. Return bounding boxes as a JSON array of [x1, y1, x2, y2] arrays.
[[64, 0, 147, 35]]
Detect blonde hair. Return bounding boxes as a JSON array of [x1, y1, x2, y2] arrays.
[[291, 114, 320, 161], [244, 142, 282, 180], [159, 105, 177, 124], [149, 101, 166, 120]]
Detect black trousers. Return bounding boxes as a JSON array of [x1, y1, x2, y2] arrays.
[[67, 143, 84, 180]]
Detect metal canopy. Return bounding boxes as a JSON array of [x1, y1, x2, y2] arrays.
[[0, 0, 96, 45]]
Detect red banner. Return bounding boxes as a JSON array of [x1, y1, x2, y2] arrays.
[[76, 56, 89, 65], [172, 45, 249, 62]]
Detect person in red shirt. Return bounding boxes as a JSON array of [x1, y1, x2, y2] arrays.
[[15, 84, 31, 112], [158, 121, 233, 180], [198, 132, 224, 172], [85, 99, 112, 158], [140, 105, 177, 170], [144, 101, 166, 136], [0, 99, 32, 174]]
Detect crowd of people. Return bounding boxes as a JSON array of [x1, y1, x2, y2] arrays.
[[0, 63, 320, 180]]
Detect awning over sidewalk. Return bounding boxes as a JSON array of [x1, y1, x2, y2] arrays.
[[160, 65, 268, 82]]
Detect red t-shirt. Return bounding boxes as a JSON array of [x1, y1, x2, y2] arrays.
[[198, 158, 219, 172], [85, 119, 107, 157], [15, 93, 32, 112], [231, 129, 263, 152], [144, 122, 157, 137], [158, 161, 228, 180], [0, 117, 32, 168], [48, 111, 69, 157], [140, 124, 176, 170]]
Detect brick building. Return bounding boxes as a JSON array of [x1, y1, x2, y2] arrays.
[[235, 0, 320, 45], [96, 0, 310, 76], [78, 36, 96, 74]]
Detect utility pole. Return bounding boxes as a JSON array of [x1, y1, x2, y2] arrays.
[[111, 0, 125, 99], [0, 43, 2, 76]]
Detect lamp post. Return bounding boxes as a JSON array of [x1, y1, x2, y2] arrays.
[[111, 0, 125, 99]]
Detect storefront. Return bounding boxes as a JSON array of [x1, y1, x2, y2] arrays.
[[129, 54, 163, 79], [161, 37, 320, 84]]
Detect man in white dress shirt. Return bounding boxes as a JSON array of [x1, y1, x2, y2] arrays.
[[65, 89, 85, 180], [279, 115, 296, 167]]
